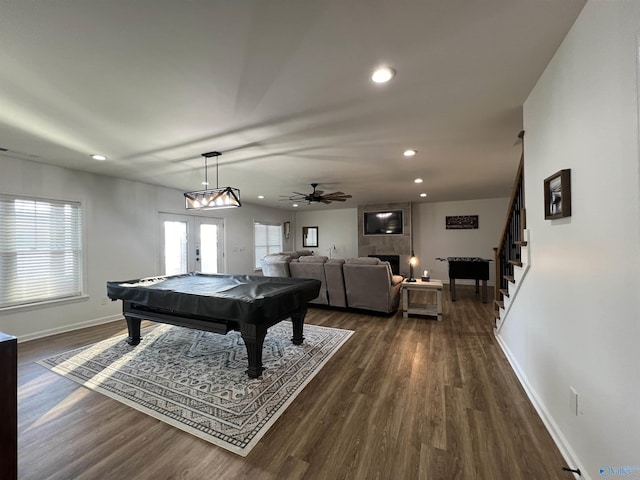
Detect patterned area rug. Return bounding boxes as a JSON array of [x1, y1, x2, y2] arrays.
[[38, 322, 353, 456]]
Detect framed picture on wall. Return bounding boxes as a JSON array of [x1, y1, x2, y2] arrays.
[[302, 226, 318, 248], [544, 169, 571, 219], [445, 215, 479, 229]]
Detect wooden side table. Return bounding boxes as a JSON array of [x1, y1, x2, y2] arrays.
[[0, 332, 17, 480], [402, 279, 443, 321]]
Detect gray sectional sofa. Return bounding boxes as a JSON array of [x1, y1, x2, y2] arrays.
[[260, 252, 403, 314]]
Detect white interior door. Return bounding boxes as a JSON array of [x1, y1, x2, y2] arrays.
[[160, 213, 224, 275]]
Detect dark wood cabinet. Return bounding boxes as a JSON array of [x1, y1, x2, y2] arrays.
[[0, 332, 17, 480]]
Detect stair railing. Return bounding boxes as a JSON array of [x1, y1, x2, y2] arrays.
[[494, 131, 526, 307]]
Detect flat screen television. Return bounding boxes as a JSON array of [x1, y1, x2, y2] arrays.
[[363, 210, 404, 235]]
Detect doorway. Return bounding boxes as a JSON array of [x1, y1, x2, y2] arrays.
[[159, 213, 224, 275]]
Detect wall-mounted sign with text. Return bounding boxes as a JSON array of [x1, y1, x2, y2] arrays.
[[445, 215, 479, 230]]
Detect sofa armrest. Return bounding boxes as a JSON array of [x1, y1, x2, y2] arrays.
[[343, 263, 400, 313], [260, 254, 292, 277]]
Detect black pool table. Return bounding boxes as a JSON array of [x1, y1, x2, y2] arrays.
[[107, 273, 321, 378], [437, 257, 491, 303]]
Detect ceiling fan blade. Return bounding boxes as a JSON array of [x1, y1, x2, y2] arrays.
[[321, 199, 332, 204], [324, 194, 352, 199], [329, 198, 346, 202]]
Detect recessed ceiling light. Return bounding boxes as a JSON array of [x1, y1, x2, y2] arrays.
[[91, 154, 107, 161], [371, 66, 395, 84], [420, 193, 427, 198], [292, 204, 299, 207], [258, 195, 264, 199], [414, 178, 423, 184], [403, 149, 417, 157]]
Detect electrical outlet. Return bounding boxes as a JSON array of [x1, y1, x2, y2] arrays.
[[569, 387, 579, 416]]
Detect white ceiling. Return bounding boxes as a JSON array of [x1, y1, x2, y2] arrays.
[[0, 0, 585, 210]]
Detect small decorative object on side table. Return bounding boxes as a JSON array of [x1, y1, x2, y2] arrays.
[[421, 270, 430, 282]]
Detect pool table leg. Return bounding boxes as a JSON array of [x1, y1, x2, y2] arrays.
[[240, 324, 268, 378], [290, 307, 307, 345], [125, 315, 142, 345]]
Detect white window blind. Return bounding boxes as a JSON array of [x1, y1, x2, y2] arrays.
[[0, 194, 83, 308], [254, 222, 283, 269]]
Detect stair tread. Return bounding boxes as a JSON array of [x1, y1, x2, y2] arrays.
[[499, 288, 510, 297], [508, 259, 523, 267], [504, 275, 515, 283], [514, 240, 528, 246], [494, 300, 504, 309]]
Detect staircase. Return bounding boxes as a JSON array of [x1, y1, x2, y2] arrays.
[[493, 131, 530, 331]]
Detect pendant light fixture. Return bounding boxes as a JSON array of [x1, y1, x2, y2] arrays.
[[184, 151, 241, 210]]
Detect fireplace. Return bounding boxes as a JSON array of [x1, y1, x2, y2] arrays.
[[369, 254, 400, 275]]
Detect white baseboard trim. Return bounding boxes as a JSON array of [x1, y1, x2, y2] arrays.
[[494, 332, 589, 480], [18, 314, 122, 343]]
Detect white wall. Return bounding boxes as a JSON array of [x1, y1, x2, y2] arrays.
[[0, 156, 293, 340], [500, 2, 640, 478], [412, 198, 508, 285], [293, 208, 358, 259]]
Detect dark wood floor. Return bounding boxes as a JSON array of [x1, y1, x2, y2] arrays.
[[17, 286, 572, 480]]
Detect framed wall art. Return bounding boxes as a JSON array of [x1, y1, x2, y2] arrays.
[[445, 215, 479, 230], [302, 226, 318, 248], [544, 169, 571, 219]]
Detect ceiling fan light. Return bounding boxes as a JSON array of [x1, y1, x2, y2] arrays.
[[403, 149, 417, 157]]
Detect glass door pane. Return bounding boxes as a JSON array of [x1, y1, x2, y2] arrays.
[[197, 218, 224, 273], [163, 220, 188, 275], [199, 224, 218, 273]]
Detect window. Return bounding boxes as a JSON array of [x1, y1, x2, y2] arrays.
[[254, 221, 283, 269], [0, 194, 83, 308]]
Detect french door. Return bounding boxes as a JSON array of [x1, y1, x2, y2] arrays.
[[159, 213, 224, 275]]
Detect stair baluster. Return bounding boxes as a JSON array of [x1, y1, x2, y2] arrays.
[[494, 131, 525, 315]]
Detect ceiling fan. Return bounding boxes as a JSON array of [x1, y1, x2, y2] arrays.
[[284, 183, 352, 204]]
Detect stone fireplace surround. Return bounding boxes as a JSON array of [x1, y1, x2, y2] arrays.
[[358, 202, 412, 277]]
